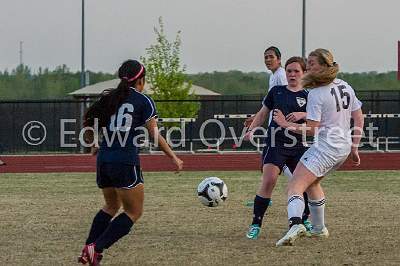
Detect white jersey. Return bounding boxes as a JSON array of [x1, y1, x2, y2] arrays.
[[268, 67, 287, 91], [306, 79, 362, 156], [267, 67, 288, 124]]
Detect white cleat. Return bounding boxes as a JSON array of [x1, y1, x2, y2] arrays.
[[307, 227, 329, 238], [276, 224, 307, 246]]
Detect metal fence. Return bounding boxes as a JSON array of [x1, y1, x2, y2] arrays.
[[1, 91, 399, 154]]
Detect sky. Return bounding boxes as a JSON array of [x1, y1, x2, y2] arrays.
[[0, 0, 398, 74]]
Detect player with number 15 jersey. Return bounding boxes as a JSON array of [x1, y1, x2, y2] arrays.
[[273, 48, 364, 247], [306, 78, 362, 160]]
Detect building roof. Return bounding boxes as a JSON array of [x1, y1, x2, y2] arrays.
[[69, 79, 220, 97]]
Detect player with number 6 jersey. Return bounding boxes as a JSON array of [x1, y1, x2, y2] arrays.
[[78, 60, 183, 265], [96, 87, 157, 166]]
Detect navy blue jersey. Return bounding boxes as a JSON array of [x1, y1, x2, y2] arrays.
[[262, 85, 308, 148], [97, 88, 157, 165]]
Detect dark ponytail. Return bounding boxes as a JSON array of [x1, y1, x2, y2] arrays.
[[84, 60, 146, 128]]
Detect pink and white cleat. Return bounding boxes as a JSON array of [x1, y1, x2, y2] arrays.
[[78, 243, 102, 266]]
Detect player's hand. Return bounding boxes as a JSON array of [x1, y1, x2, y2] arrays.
[[243, 129, 254, 141], [286, 112, 305, 122], [243, 116, 255, 127], [350, 148, 360, 166], [91, 146, 99, 155], [172, 156, 183, 172], [273, 109, 288, 128]]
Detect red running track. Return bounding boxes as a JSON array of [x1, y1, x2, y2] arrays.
[[1, 153, 400, 173]]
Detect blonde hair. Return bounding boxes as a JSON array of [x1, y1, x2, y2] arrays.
[[302, 48, 339, 89]]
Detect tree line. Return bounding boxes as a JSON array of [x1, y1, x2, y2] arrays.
[[0, 64, 114, 100], [188, 70, 400, 95], [0, 65, 398, 100]]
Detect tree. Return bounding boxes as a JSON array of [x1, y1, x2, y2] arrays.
[[141, 17, 200, 119]]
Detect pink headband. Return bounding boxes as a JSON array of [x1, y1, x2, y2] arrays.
[[122, 64, 144, 82]]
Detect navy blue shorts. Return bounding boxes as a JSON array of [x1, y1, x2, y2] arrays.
[[262, 146, 308, 173], [96, 163, 144, 189]]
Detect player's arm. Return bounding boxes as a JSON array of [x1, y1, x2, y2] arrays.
[[243, 116, 254, 128], [82, 128, 99, 155], [145, 117, 183, 171], [244, 106, 270, 140], [351, 109, 364, 149], [273, 109, 319, 136], [244, 88, 274, 139], [286, 112, 307, 122], [350, 108, 364, 166], [249, 106, 270, 130]]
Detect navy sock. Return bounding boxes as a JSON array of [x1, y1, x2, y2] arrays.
[[289, 217, 303, 228], [95, 212, 134, 253], [302, 192, 310, 222], [86, 209, 113, 245], [251, 195, 271, 226]]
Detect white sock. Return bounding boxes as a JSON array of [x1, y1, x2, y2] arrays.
[[282, 165, 293, 179], [287, 195, 304, 220], [308, 198, 326, 231]]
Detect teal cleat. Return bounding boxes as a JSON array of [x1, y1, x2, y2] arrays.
[[303, 219, 313, 232], [308, 227, 329, 238], [246, 224, 261, 240]]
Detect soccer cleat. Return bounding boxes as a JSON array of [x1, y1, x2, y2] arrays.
[[78, 243, 103, 266], [78, 246, 89, 264], [303, 219, 313, 232], [78, 253, 88, 264], [307, 227, 329, 238], [276, 224, 306, 246], [246, 224, 261, 240]]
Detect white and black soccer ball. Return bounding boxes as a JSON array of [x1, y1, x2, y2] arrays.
[[197, 177, 228, 207]]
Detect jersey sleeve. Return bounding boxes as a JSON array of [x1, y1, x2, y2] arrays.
[[142, 95, 158, 122], [262, 89, 274, 110], [306, 91, 322, 122], [276, 70, 288, 86], [351, 94, 362, 111]]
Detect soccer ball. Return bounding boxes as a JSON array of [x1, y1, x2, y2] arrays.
[[197, 177, 228, 207]]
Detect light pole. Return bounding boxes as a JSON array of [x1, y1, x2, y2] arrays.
[[302, 0, 306, 58], [19, 41, 24, 66], [80, 0, 86, 153], [81, 0, 85, 88]]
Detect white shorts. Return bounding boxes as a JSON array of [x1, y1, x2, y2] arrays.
[[299, 145, 349, 177]]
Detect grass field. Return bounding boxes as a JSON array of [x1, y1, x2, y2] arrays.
[[1, 170, 400, 265]]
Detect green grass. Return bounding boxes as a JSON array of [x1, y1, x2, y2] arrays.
[[1, 171, 400, 265]]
